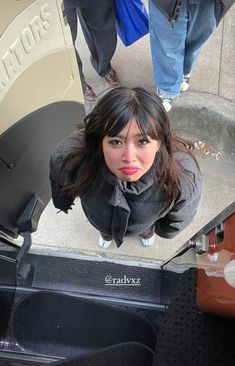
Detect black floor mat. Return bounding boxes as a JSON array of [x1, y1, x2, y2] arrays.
[[153, 268, 235, 366], [12, 291, 156, 357], [27, 253, 181, 305], [52, 342, 153, 366], [0, 294, 11, 338]]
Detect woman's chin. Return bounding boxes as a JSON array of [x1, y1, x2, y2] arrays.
[[116, 172, 143, 182]]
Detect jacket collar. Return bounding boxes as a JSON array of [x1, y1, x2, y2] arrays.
[[103, 163, 155, 196]]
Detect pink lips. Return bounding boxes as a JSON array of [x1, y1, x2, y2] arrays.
[[120, 167, 139, 175]]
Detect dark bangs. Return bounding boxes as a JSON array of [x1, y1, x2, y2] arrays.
[[96, 87, 161, 140]]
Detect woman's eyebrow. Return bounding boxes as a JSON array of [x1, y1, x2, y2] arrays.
[[114, 133, 144, 139]]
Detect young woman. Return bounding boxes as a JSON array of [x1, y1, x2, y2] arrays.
[[49, 87, 202, 248]]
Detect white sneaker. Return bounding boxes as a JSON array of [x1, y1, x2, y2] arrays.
[[98, 235, 112, 248], [141, 234, 155, 247], [159, 96, 173, 112], [180, 74, 191, 92]]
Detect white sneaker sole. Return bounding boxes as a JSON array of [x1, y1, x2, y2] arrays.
[[141, 235, 155, 247], [180, 80, 189, 92], [98, 235, 112, 248], [162, 100, 172, 112]]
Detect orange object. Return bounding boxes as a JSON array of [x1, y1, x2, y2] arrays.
[[197, 212, 235, 318]]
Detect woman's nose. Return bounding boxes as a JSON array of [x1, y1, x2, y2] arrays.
[[122, 145, 136, 162]]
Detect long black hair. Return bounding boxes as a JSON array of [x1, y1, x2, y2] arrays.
[[64, 87, 197, 204]]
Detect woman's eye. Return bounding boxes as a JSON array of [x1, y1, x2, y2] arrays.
[[138, 139, 149, 145], [108, 139, 122, 146]]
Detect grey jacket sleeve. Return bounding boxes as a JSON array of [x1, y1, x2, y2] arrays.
[[49, 157, 75, 213], [49, 130, 82, 213], [155, 153, 202, 239], [214, 0, 235, 25]]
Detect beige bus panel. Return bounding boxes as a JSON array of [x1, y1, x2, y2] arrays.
[[0, 0, 84, 135], [0, 1, 35, 35]]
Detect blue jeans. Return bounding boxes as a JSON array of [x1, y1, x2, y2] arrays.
[[149, 0, 216, 98]]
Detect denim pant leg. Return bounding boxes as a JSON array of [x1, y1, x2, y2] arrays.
[[184, 0, 216, 75], [149, 0, 216, 98], [149, 0, 188, 98]]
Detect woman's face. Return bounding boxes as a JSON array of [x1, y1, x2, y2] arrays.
[[102, 118, 161, 182]]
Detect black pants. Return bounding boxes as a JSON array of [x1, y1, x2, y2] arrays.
[[100, 226, 155, 241], [64, 0, 117, 92]]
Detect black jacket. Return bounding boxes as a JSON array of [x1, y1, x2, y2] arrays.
[[151, 0, 235, 25], [49, 130, 202, 247]]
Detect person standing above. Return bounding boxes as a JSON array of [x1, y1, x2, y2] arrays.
[[63, 0, 119, 102], [149, 0, 235, 112]]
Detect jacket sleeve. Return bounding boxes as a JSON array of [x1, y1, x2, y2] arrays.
[[49, 131, 82, 213], [155, 154, 202, 239], [49, 157, 75, 213], [214, 0, 235, 25]]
